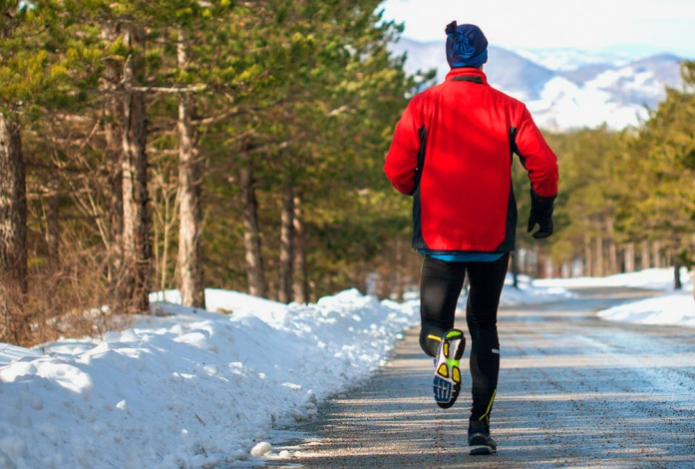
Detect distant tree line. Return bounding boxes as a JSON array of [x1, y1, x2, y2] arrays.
[[514, 61, 695, 296], [1, 1, 693, 347], [0, 0, 426, 345]]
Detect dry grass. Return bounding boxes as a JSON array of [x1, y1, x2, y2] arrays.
[[1, 246, 137, 348]]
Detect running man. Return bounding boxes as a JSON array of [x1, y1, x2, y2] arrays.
[[384, 21, 559, 455]]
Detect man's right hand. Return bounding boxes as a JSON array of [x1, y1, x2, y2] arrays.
[[527, 214, 553, 239], [527, 189, 555, 239]]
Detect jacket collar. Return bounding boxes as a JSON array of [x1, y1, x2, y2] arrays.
[[445, 67, 488, 85]]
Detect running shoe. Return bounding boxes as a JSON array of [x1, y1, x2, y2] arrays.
[[468, 420, 497, 455], [432, 329, 465, 409]]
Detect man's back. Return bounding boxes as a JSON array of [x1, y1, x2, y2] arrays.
[[384, 67, 557, 253]]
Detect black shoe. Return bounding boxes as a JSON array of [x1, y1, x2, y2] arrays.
[[468, 421, 497, 455]]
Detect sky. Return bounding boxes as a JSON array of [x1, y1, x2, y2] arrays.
[[380, 0, 695, 59]]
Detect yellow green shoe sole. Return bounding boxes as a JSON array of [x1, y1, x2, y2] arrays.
[[432, 329, 465, 408]]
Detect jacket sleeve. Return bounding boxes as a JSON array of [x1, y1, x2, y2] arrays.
[[384, 99, 423, 195], [514, 105, 559, 198]]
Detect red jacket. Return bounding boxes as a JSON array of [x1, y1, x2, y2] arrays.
[[384, 67, 558, 253]]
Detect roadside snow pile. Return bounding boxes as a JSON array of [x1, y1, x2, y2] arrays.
[[0, 343, 42, 367], [0, 289, 417, 468], [594, 269, 695, 328], [452, 273, 573, 311], [535, 267, 691, 291], [500, 274, 574, 306], [597, 290, 695, 327], [537, 267, 695, 328]]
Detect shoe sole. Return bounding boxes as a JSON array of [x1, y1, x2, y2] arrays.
[[433, 329, 465, 409], [469, 445, 496, 456]]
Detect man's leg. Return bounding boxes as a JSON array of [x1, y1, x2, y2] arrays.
[[419, 256, 466, 356], [465, 252, 509, 424]]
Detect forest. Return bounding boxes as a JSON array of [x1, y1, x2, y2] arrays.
[[1, 1, 694, 347]]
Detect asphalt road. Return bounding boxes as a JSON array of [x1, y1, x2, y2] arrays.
[[267, 288, 695, 468]]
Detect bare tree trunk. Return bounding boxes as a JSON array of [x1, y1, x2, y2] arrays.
[[560, 261, 570, 278], [692, 236, 695, 301], [511, 251, 520, 288], [624, 242, 635, 273], [595, 236, 604, 277], [101, 24, 122, 290], [608, 239, 618, 275], [526, 248, 535, 275], [674, 262, 682, 290], [584, 235, 593, 277], [652, 240, 662, 268], [40, 174, 61, 314], [0, 113, 28, 343], [45, 174, 60, 271], [545, 258, 554, 278], [238, 144, 267, 298], [534, 247, 543, 279], [516, 248, 526, 277], [153, 185, 178, 294], [292, 193, 308, 303], [176, 27, 205, 309], [104, 29, 124, 301], [0, 114, 27, 291], [121, 28, 151, 314], [641, 241, 651, 270], [278, 176, 294, 304], [604, 219, 618, 275]]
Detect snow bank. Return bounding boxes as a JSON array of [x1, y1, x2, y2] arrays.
[[592, 269, 695, 327], [597, 290, 695, 327], [0, 344, 42, 367], [0, 289, 417, 468], [451, 273, 574, 311], [535, 267, 692, 291], [500, 274, 574, 306], [1, 268, 689, 467], [537, 268, 695, 329]]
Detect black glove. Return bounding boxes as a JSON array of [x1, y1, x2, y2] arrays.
[[527, 189, 555, 239]]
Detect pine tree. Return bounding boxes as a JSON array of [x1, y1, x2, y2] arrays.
[[0, 0, 86, 341], [0, 3, 29, 329], [615, 61, 695, 293]]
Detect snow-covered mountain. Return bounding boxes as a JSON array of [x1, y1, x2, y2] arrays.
[[514, 48, 632, 72], [390, 39, 685, 131]]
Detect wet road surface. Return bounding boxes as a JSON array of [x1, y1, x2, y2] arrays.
[[268, 288, 695, 468]]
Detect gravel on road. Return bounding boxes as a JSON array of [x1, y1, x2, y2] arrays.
[[268, 288, 695, 468]]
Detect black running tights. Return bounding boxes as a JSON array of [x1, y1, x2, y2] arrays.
[[419, 253, 509, 423]]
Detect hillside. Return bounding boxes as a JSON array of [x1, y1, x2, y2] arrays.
[[390, 38, 685, 130]]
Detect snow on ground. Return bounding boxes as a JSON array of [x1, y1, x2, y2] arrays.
[[500, 274, 574, 306], [538, 268, 695, 328], [597, 291, 695, 327], [0, 269, 691, 468], [449, 273, 575, 312], [593, 269, 695, 328], [535, 267, 691, 291], [0, 289, 418, 468]]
